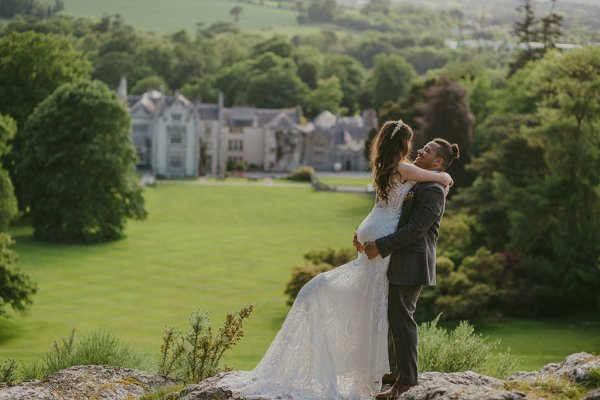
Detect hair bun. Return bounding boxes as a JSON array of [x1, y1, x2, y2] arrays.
[[451, 144, 460, 159]]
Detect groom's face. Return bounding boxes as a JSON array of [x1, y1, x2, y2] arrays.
[[414, 141, 443, 171]]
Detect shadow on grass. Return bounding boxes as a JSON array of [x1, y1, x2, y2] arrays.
[[0, 316, 27, 345]]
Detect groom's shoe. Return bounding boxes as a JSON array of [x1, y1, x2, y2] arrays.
[[381, 373, 399, 386], [374, 381, 417, 399]]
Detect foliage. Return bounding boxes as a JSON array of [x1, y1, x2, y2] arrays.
[[367, 54, 416, 110], [303, 76, 344, 118], [17, 80, 147, 242], [0, 115, 18, 231], [20, 329, 147, 381], [504, 377, 587, 400], [158, 305, 254, 383], [419, 314, 520, 379], [416, 76, 475, 190], [286, 166, 314, 182], [0, 233, 37, 315], [0, 359, 19, 385], [284, 263, 332, 306], [320, 54, 365, 114], [285, 247, 354, 305], [130, 75, 170, 95], [582, 368, 600, 389]]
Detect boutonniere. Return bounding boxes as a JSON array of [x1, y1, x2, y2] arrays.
[[404, 190, 415, 202]]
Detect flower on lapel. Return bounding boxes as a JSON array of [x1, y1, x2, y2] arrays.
[[404, 190, 415, 202]]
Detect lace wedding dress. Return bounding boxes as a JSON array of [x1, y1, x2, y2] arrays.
[[217, 181, 416, 400]]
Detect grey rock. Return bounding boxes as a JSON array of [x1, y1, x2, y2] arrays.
[[584, 388, 600, 400], [509, 352, 600, 383], [172, 371, 524, 400], [0, 365, 176, 400]]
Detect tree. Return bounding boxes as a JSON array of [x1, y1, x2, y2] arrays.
[[17, 80, 147, 242], [416, 76, 475, 189], [0, 115, 18, 231], [131, 75, 170, 95], [307, 0, 336, 23], [321, 55, 366, 114], [0, 32, 91, 209], [303, 76, 344, 118], [0, 114, 36, 316], [367, 54, 416, 111], [229, 6, 242, 22]]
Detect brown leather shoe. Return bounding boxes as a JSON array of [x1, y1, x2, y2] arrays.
[[374, 381, 417, 399]]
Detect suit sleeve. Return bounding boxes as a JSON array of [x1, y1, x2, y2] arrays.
[[375, 184, 445, 258]]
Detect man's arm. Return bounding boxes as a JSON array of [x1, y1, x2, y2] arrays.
[[374, 184, 445, 259]]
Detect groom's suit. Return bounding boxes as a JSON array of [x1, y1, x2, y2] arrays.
[[375, 181, 446, 386]]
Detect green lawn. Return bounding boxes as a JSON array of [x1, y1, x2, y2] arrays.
[[2, 184, 373, 369], [54, 0, 303, 34], [1, 183, 598, 374], [318, 177, 372, 187]]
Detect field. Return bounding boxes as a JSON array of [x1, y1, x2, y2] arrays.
[[1, 183, 599, 373], [53, 0, 311, 35]]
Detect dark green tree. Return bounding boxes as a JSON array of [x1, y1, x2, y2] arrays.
[[0, 31, 91, 209], [0, 115, 18, 231], [321, 55, 365, 114], [416, 76, 475, 189], [367, 54, 416, 111], [131, 75, 170, 95], [303, 76, 343, 118], [17, 80, 147, 242]]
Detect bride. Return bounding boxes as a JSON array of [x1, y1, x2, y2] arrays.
[[217, 120, 452, 399]]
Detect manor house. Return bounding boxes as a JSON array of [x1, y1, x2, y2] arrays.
[[119, 79, 376, 178]]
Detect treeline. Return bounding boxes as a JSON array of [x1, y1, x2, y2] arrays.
[[0, 0, 64, 19]]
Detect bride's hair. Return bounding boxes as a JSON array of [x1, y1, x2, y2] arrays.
[[369, 120, 413, 203]]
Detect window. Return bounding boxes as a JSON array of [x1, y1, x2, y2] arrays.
[[171, 113, 182, 121], [167, 126, 186, 145], [133, 124, 149, 133], [228, 139, 243, 152], [169, 152, 183, 168], [230, 125, 244, 133], [205, 123, 212, 134]]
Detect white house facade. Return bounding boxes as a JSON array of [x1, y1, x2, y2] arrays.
[[119, 79, 375, 177]]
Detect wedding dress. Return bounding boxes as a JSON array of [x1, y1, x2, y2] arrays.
[[218, 181, 416, 400]]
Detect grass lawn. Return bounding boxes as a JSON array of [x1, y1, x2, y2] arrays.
[[54, 0, 302, 34], [1, 183, 598, 374], [2, 184, 373, 369], [318, 177, 372, 187]]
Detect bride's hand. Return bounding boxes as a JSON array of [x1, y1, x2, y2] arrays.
[[353, 233, 364, 252], [440, 172, 453, 186]]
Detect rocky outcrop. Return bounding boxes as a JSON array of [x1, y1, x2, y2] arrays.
[[175, 370, 524, 400], [1, 353, 598, 399], [509, 352, 600, 383], [0, 365, 176, 400]]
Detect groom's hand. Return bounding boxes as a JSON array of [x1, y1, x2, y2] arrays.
[[353, 233, 364, 252], [364, 242, 380, 259]]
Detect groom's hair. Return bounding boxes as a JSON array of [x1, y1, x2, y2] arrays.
[[433, 138, 460, 170]]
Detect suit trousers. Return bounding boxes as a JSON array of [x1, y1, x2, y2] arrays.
[[388, 284, 422, 385]]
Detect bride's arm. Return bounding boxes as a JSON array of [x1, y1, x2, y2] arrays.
[[397, 163, 453, 186]]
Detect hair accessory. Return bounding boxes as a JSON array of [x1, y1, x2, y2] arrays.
[[391, 119, 404, 139]]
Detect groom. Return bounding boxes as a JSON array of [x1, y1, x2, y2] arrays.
[[362, 138, 459, 399]]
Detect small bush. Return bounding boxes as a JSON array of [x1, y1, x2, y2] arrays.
[[286, 166, 315, 182], [0, 359, 19, 385], [284, 263, 333, 306], [418, 314, 519, 378], [583, 368, 600, 389], [303, 247, 355, 266], [158, 305, 254, 384], [21, 329, 147, 380], [505, 377, 586, 399]]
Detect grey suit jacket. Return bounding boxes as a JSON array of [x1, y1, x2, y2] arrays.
[[375, 182, 446, 286]]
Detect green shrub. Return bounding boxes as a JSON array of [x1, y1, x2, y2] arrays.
[[284, 263, 333, 306], [419, 314, 519, 378], [583, 368, 600, 389], [21, 329, 147, 380], [0, 359, 18, 385], [303, 247, 355, 266], [286, 166, 315, 182], [158, 305, 254, 384]]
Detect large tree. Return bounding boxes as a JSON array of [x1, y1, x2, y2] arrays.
[[17, 80, 147, 243], [367, 54, 416, 111], [416, 76, 475, 189], [0, 114, 36, 315], [321, 54, 365, 114], [0, 31, 92, 208]]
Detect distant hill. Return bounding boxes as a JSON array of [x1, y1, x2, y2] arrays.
[[52, 0, 304, 35]]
